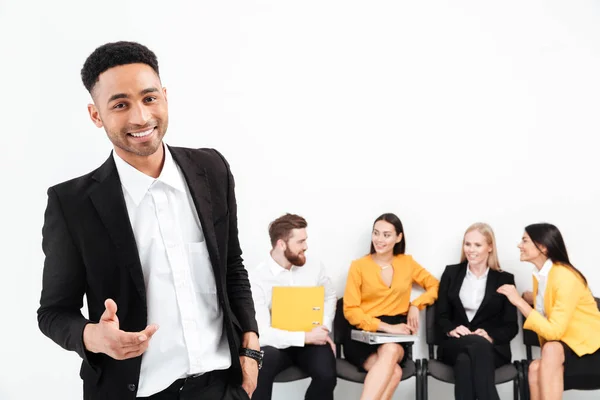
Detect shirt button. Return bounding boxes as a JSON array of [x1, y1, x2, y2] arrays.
[[127, 383, 136, 392]]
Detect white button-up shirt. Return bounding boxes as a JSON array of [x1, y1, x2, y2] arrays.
[[113, 146, 230, 397], [249, 255, 336, 349], [533, 259, 554, 317], [459, 266, 489, 322]]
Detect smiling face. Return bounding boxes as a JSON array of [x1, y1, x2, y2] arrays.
[[463, 229, 492, 268], [518, 231, 547, 263], [87, 63, 169, 161], [371, 220, 403, 256]]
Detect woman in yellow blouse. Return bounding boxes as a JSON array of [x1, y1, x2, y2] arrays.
[[498, 223, 600, 400], [343, 213, 439, 400]]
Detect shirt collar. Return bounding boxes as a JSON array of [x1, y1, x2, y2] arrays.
[[113, 145, 186, 206], [466, 265, 489, 280], [533, 259, 553, 280], [157, 146, 187, 193], [268, 253, 293, 276]]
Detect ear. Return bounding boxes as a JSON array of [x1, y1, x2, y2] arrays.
[[277, 239, 287, 251], [163, 87, 168, 104], [396, 232, 403, 244], [87, 104, 103, 128], [538, 244, 548, 256]]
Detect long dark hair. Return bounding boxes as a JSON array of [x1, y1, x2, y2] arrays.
[[370, 213, 406, 255], [525, 223, 587, 286]]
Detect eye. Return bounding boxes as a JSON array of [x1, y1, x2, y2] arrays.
[[144, 96, 157, 103], [113, 103, 126, 109]]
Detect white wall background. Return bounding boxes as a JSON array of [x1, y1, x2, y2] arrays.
[[1, 0, 599, 399]]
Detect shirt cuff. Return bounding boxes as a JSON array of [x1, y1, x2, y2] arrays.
[[290, 331, 305, 347]]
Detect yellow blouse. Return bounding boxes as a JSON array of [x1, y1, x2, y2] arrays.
[[343, 254, 439, 331]]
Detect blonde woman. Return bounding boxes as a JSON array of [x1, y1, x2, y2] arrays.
[[436, 223, 518, 400]]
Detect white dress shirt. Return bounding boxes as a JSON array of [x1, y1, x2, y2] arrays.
[[113, 146, 230, 397], [249, 255, 336, 349], [533, 259, 553, 317], [459, 266, 489, 322]]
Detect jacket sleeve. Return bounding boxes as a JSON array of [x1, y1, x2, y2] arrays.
[[214, 150, 259, 336], [436, 266, 457, 335], [486, 273, 518, 344], [524, 268, 583, 341], [37, 187, 97, 369]]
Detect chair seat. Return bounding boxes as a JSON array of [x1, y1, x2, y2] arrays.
[[336, 358, 416, 383], [426, 360, 518, 385], [274, 366, 310, 383]]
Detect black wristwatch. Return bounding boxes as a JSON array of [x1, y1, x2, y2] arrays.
[[240, 348, 264, 369]]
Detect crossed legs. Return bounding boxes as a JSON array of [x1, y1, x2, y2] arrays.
[[360, 343, 404, 400]]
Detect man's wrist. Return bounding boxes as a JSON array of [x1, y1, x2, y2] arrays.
[[239, 348, 263, 369], [83, 323, 99, 353], [242, 331, 260, 351]]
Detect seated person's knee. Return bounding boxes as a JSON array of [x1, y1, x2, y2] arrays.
[[541, 342, 563, 362], [379, 343, 403, 359], [528, 359, 540, 381]]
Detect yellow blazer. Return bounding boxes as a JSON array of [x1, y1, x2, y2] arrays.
[[523, 263, 600, 356]]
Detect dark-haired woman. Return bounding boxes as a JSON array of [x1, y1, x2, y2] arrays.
[[343, 213, 439, 400], [498, 223, 600, 400]]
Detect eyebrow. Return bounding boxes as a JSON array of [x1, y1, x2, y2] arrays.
[[107, 87, 160, 104]]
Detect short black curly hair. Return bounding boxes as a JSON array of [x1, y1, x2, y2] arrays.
[[81, 41, 160, 94]]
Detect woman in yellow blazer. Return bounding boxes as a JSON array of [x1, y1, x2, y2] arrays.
[[343, 213, 439, 400], [498, 223, 600, 400]]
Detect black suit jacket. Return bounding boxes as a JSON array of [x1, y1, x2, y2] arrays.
[[435, 262, 518, 363], [37, 146, 258, 399]]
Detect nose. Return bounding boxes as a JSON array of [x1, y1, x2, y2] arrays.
[[129, 102, 151, 127]]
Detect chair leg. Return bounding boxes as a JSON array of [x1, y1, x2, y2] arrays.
[[521, 360, 530, 400], [422, 360, 428, 400], [415, 359, 422, 400]]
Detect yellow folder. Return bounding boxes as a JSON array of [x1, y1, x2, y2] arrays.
[[271, 286, 325, 332]]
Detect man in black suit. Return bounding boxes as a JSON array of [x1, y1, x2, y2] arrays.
[[37, 41, 262, 400]]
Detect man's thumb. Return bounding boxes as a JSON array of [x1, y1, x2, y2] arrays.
[[101, 299, 118, 321]]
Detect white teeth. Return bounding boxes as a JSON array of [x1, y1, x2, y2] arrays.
[[130, 128, 154, 138]]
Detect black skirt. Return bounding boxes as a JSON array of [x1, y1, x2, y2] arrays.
[[342, 314, 410, 372], [561, 342, 600, 390]]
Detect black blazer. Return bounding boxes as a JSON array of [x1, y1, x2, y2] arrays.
[[435, 262, 518, 363], [37, 146, 258, 400]]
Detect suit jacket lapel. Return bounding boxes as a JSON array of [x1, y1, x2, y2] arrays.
[[90, 154, 146, 303], [471, 269, 499, 324], [169, 147, 223, 283]]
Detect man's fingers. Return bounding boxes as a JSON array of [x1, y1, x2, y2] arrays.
[[121, 342, 150, 360], [327, 337, 337, 356], [140, 324, 160, 340], [118, 330, 152, 347], [101, 299, 118, 322]]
